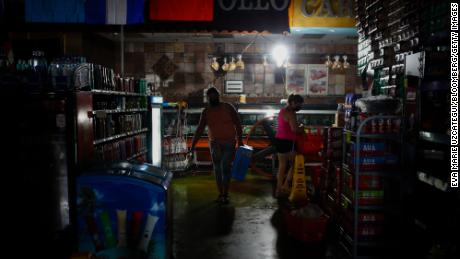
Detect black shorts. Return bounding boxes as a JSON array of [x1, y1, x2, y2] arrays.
[[274, 138, 295, 154]]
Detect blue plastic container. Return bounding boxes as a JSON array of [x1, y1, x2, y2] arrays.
[[231, 145, 253, 181]]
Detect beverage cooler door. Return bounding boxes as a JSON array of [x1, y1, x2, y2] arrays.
[[150, 96, 163, 167]]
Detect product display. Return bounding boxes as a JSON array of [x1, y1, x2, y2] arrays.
[[95, 135, 147, 162], [339, 111, 403, 258], [1, 1, 456, 258]]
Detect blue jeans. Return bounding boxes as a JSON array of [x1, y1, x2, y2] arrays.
[[209, 141, 235, 194]]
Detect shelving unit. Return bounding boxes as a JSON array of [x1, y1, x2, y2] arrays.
[[162, 105, 190, 171], [93, 128, 148, 145], [340, 115, 403, 259], [91, 89, 147, 97], [320, 127, 343, 217], [127, 149, 148, 161], [355, 0, 431, 97], [162, 104, 336, 170], [92, 108, 148, 115], [418, 131, 450, 145], [75, 89, 150, 165]]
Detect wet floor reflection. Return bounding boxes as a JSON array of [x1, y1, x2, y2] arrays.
[[172, 173, 334, 259]]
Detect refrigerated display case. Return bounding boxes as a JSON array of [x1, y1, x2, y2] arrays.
[[162, 103, 337, 166], [150, 96, 163, 167]]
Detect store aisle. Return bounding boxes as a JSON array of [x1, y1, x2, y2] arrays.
[[172, 172, 333, 259]]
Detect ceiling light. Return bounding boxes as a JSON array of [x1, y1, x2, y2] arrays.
[[272, 44, 288, 67]]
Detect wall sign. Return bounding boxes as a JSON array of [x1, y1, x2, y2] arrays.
[[148, 0, 290, 33], [306, 64, 328, 96], [218, 0, 290, 11], [289, 0, 356, 29], [286, 64, 307, 95]]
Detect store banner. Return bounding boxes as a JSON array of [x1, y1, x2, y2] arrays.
[[25, 0, 144, 24], [289, 0, 355, 29], [212, 0, 290, 32], [85, 0, 144, 25], [148, 0, 290, 33], [150, 0, 214, 21], [25, 0, 85, 23]]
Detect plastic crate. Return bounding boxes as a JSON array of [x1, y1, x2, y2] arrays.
[[283, 208, 329, 242], [350, 142, 386, 156], [346, 153, 398, 171], [343, 170, 383, 190], [341, 189, 384, 206], [344, 210, 385, 223], [342, 220, 384, 238]]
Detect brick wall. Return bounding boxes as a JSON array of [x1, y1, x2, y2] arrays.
[[124, 41, 360, 103]]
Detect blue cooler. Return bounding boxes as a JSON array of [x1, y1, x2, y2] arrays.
[[231, 145, 253, 181], [76, 162, 172, 259]]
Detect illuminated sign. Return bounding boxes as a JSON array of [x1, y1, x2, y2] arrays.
[[218, 0, 290, 11], [290, 0, 356, 29]]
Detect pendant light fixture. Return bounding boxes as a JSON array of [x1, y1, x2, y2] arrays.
[[342, 55, 350, 69], [229, 57, 236, 71], [222, 57, 230, 71], [262, 55, 268, 66], [332, 55, 342, 70], [236, 54, 245, 70], [211, 57, 219, 71], [325, 55, 333, 68]]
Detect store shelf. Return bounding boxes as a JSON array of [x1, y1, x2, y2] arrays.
[[365, 0, 380, 11], [339, 241, 353, 257], [420, 80, 449, 91], [342, 194, 384, 211], [419, 149, 445, 160], [93, 109, 148, 114], [127, 149, 147, 160], [390, 0, 406, 7], [164, 152, 188, 156], [342, 163, 399, 177], [344, 129, 401, 140], [92, 108, 147, 114], [94, 128, 148, 145], [339, 228, 383, 247], [417, 171, 449, 192], [419, 131, 450, 145], [91, 89, 147, 97]]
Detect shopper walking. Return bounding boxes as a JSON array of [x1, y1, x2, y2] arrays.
[[274, 94, 305, 197], [190, 87, 243, 204]]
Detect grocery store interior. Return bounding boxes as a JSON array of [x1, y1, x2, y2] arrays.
[[0, 1, 457, 259]]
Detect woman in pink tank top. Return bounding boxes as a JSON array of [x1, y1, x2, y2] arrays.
[[274, 94, 305, 197]]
